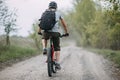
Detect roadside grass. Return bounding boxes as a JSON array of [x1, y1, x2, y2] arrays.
[[0, 36, 42, 65], [0, 45, 38, 63], [88, 48, 120, 68]]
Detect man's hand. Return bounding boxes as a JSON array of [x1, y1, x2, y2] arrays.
[[65, 33, 69, 36], [63, 33, 69, 37], [38, 32, 42, 35]]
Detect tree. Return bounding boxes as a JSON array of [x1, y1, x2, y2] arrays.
[[85, 0, 120, 50], [103, 0, 120, 50], [0, 0, 8, 27], [67, 0, 96, 46], [3, 9, 17, 46], [86, 11, 111, 48], [0, 0, 17, 46], [29, 21, 42, 50]]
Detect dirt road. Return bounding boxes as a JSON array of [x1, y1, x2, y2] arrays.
[[0, 42, 119, 80]]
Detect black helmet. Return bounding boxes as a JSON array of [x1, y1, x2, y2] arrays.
[[49, 1, 57, 9]]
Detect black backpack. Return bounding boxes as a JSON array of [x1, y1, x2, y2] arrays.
[[39, 10, 56, 30]]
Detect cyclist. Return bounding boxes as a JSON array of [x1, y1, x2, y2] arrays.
[[38, 1, 69, 70]]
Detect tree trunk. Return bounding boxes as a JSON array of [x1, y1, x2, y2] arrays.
[[6, 34, 10, 46]]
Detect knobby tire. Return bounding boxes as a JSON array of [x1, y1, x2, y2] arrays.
[[47, 48, 52, 77]]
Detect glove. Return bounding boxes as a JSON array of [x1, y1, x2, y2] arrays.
[[63, 33, 69, 37], [38, 32, 42, 35]]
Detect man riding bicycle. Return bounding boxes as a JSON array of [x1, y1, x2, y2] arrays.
[[38, 1, 69, 70]]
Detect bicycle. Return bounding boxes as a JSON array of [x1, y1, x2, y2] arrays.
[[38, 32, 68, 77], [47, 34, 67, 77]]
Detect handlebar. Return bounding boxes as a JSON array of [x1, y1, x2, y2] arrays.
[[60, 33, 69, 38], [38, 32, 69, 37]]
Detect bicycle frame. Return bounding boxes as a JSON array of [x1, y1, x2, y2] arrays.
[[47, 34, 66, 77], [47, 37, 57, 77], [50, 38, 54, 61]]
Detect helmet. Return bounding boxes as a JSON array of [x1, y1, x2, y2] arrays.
[[49, 1, 57, 9]]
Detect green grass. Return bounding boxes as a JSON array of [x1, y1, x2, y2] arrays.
[[0, 45, 38, 63], [0, 36, 43, 69], [88, 48, 120, 68]]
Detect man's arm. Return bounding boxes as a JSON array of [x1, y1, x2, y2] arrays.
[[38, 26, 42, 35], [38, 27, 41, 32], [60, 17, 68, 34]]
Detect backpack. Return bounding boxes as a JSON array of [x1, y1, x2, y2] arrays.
[[39, 10, 56, 30]]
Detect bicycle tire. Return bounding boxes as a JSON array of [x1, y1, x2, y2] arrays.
[[47, 48, 52, 77], [52, 61, 57, 73]]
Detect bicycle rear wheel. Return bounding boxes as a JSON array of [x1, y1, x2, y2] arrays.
[[52, 61, 57, 73], [47, 48, 52, 77]]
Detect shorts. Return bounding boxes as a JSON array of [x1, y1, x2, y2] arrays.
[[42, 31, 60, 51]]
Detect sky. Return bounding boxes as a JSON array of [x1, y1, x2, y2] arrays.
[[6, 0, 73, 37]]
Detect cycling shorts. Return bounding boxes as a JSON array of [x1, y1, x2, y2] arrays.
[[42, 31, 60, 51]]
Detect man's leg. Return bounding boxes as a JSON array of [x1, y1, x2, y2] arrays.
[[42, 39, 47, 49], [42, 39, 47, 55], [52, 32, 61, 70], [54, 51, 61, 70], [54, 51, 60, 62]]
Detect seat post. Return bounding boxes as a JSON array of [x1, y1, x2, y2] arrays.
[[50, 37, 53, 48]]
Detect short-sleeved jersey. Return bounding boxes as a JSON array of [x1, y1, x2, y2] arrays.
[[48, 11, 62, 32]]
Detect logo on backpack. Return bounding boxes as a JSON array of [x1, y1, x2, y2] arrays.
[[39, 10, 56, 30]]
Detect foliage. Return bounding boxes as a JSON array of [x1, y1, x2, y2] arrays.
[[65, 0, 96, 46], [29, 21, 42, 51], [65, 0, 120, 50], [0, 36, 38, 64], [0, 0, 7, 25], [109, 23, 120, 50], [3, 9, 17, 45], [0, 0, 17, 46], [0, 45, 37, 63], [3, 9, 17, 34]]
